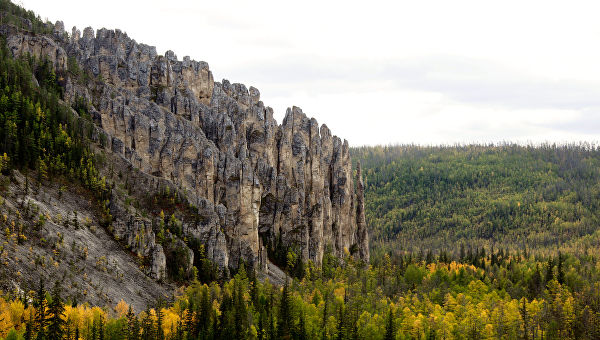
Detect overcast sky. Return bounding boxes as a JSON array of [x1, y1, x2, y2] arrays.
[[19, 0, 600, 146]]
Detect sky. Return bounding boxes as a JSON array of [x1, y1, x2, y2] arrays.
[[18, 0, 600, 146]]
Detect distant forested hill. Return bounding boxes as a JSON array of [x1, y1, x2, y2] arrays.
[[351, 144, 600, 259]]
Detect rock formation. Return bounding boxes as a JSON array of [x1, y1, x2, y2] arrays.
[[2, 20, 369, 275]]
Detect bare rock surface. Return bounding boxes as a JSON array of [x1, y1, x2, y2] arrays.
[[0, 171, 173, 311], [0, 18, 369, 296]]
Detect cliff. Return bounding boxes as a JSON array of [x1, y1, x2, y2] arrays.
[[1, 18, 369, 281]]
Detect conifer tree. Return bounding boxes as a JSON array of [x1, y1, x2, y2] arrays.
[[91, 318, 98, 340], [233, 278, 247, 339], [545, 258, 554, 287], [336, 305, 345, 340], [141, 309, 154, 340], [277, 280, 292, 339], [520, 297, 529, 340], [184, 309, 195, 340], [24, 318, 33, 340], [257, 310, 266, 340], [34, 279, 48, 340], [47, 281, 65, 340], [126, 306, 139, 340], [199, 287, 211, 335], [156, 306, 165, 340], [557, 252, 565, 285], [298, 312, 307, 340], [384, 308, 395, 340], [321, 291, 329, 339], [528, 264, 542, 298], [98, 315, 105, 340], [174, 320, 184, 340]]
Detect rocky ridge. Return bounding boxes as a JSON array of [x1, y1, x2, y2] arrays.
[[2, 20, 369, 278]]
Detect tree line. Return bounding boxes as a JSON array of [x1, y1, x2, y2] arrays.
[[351, 144, 600, 260], [0, 248, 599, 339]]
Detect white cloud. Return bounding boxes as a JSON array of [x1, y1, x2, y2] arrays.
[[20, 0, 600, 146]]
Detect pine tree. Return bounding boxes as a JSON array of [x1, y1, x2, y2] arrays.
[[98, 315, 105, 340], [156, 306, 165, 340], [91, 317, 98, 340], [198, 286, 211, 338], [211, 309, 219, 340], [528, 264, 542, 298], [336, 305, 345, 340], [126, 306, 139, 340], [557, 252, 565, 285], [257, 310, 266, 340], [64, 322, 72, 340], [175, 320, 184, 340], [34, 278, 48, 340], [218, 290, 232, 339], [47, 281, 65, 340], [141, 309, 154, 340], [249, 269, 259, 307], [350, 309, 359, 340], [298, 312, 307, 340], [384, 308, 395, 340], [24, 318, 33, 340], [545, 258, 554, 287], [277, 280, 292, 339], [184, 309, 195, 340], [520, 297, 529, 340], [234, 279, 247, 339], [321, 291, 329, 339]]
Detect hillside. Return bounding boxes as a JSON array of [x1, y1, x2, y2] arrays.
[[0, 0, 368, 309], [351, 144, 600, 259]]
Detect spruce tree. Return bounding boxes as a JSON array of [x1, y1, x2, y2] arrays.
[[545, 258, 554, 287], [211, 309, 219, 340], [234, 280, 247, 339], [34, 279, 48, 340], [24, 319, 33, 340], [277, 280, 292, 339], [528, 264, 542, 298], [321, 291, 329, 339], [126, 307, 139, 340], [156, 306, 165, 340], [298, 312, 307, 340], [184, 309, 195, 340], [520, 297, 529, 340], [384, 308, 395, 340], [267, 307, 275, 340], [91, 318, 98, 340], [47, 281, 65, 340], [97, 315, 105, 340], [175, 320, 184, 340], [257, 310, 265, 340], [336, 305, 345, 340], [557, 252, 565, 285], [141, 309, 154, 340]]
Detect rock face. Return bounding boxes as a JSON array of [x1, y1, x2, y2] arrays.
[[3, 21, 369, 273]]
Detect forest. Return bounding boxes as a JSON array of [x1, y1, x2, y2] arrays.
[[0, 248, 599, 339], [351, 144, 600, 260]]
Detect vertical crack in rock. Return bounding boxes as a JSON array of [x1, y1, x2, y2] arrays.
[[3, 20, 369, 275]]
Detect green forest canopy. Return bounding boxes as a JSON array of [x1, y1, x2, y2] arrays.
[[351, 144, 600, 259]]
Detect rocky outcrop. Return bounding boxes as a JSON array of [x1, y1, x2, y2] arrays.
[[2, 20, 369, 274], [111, 215, 167, 281]]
